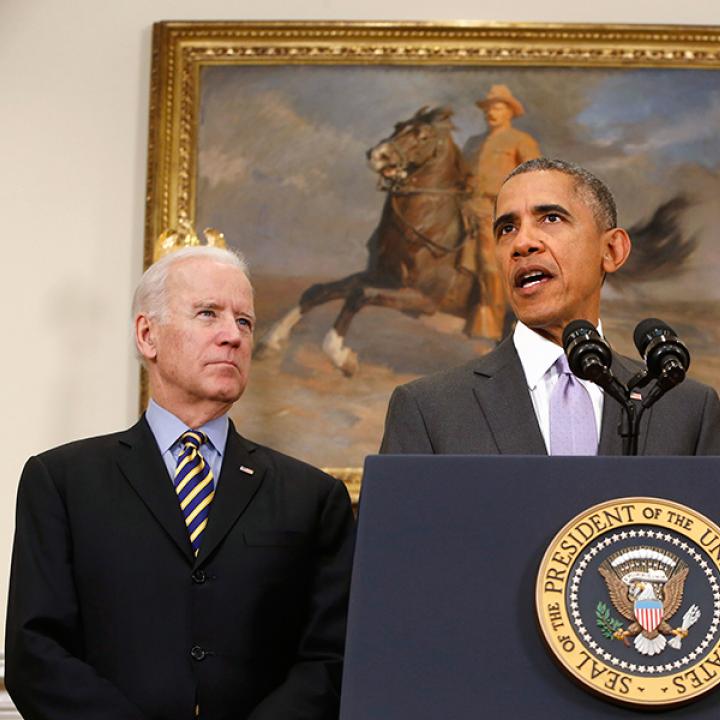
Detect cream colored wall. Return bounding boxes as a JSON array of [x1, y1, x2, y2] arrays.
[[0, 0, 717, 647]]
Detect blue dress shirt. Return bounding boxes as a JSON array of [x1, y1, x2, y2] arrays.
[[145, 399, 229, 487]]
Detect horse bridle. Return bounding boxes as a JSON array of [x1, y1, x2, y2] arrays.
[[378, 128, 470, 257], [378, 124, 444, 190], [389, 192, 470, 258]]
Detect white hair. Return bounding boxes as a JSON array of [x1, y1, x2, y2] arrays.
[[131, 246, 250, 360], [132, 245, 250, 321]]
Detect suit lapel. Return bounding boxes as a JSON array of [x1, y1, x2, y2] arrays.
[[116, 417, 195, 563], [195, 425, 264, 567], [471, 338, 547, 455], [597, 390, 624, 455]]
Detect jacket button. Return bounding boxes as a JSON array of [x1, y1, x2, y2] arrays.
[[190, 645, 206, 661], [192, 569, 207, 584]]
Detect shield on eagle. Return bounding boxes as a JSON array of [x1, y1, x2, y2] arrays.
[[634, 598, 664, 632]]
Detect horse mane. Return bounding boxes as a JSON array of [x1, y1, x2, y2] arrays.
[[394, 105, 456, 133]]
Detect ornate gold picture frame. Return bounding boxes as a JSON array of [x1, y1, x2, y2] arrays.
[[145, 21, 720, 502]]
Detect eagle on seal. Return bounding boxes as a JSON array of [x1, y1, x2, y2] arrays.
[[598, 546, 700, 656]]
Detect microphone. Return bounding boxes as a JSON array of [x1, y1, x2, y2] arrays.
[[562, 320, 627, 405], [633, 318, 690, 387]]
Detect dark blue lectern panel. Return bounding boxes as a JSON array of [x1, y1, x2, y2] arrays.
[[341, 456, 720, 719]]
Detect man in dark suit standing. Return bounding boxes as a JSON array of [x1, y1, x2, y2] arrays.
[[6, 246, 355, 719], [381, 158, 720, 455]]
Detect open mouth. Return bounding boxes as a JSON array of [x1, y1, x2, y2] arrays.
[[380, 165, 408, 180], [515, 269, 552, 289]]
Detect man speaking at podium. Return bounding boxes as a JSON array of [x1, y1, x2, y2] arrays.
[[6, 247, 355, 719], [380, 158, 720, 456]]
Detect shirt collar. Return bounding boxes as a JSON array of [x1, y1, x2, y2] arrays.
[[145, 398, 229, 456], [512, 320, 604, 390]]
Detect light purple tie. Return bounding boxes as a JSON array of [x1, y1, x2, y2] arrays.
[[549, 354, 598, 456]]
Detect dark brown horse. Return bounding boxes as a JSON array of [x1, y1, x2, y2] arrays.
[[256, 106, 480, 375]]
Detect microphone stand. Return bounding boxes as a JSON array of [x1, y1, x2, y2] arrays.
[[610, 386, 639, 456], [621, 370, 653, 457], [585, 361, 639, 456], [623, 363, 685, 454], [619, 400, 638, 456]]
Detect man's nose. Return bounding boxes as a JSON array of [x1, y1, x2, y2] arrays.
[[218, 316, 243, 346], [511, 224, 543, 257]]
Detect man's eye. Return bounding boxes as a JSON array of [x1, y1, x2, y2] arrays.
[[237, 317, 253, 331], [199, 309, 216, 318], [545, 213, 562, 223], [498, 224, 515, 236]]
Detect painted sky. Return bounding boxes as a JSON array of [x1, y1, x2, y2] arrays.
[[196, 65, 720, 301]]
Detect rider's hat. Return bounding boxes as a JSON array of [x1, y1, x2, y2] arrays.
[[475, 84, 525, 117]]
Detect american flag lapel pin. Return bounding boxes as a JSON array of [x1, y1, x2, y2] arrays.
[[630, 391, 643, 401], [239, 465, 255, 475]]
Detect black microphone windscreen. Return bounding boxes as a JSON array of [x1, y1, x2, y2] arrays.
[[633, 318, 677, 356], [562, 319, 596, 352]]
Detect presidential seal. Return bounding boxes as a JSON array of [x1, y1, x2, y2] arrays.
[[536, 498, 720, 708]]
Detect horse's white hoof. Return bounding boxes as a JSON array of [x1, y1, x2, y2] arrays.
[[254, 307, 303, 359], [322, 329, 359, 376], [339, 349, 359, 377]]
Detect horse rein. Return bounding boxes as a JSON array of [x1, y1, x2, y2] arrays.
[[389, 192, 470, 258]]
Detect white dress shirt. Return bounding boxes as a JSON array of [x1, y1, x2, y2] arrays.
[[512, 321, 604, 453]]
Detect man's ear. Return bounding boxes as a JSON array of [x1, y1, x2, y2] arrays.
[[602, 228, 632, 275], [135, 314, 157, 361]]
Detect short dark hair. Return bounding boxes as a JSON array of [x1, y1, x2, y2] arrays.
[[503, 158, 617, 230]]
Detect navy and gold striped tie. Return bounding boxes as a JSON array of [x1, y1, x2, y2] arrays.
[[174, 431, 215, 555]]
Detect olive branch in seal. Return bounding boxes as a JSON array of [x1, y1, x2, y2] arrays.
[[596, 601, 624, 639]]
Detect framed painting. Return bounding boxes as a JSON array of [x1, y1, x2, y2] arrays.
[[145, 21, 720, 501]]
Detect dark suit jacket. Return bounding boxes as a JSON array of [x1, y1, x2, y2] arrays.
[[5, 417, 355, 720], [380, 337, 720, 455]]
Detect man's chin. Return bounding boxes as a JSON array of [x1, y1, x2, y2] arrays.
[[206, 381, 246, 405], [512, 310, 565, 339], [511, 308, 554, 330]]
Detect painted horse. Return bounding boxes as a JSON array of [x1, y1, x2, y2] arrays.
[[256, 106, 479, 375]]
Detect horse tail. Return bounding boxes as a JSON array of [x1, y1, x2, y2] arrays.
[[609, 195, 698, 285]]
